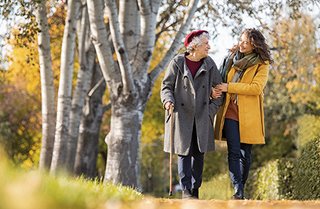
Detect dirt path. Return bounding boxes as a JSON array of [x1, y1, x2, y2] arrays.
[[108, 198, 320, 209], [152, 199, 320, 209]]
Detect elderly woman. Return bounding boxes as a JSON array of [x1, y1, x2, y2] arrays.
[[213, 28, 273, 200], [161, 30, 223, 199]]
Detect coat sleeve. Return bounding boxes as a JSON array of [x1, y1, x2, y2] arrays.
[[209, 62, 224, 115], [160, 59, 178, 108], [228, 63, 269, 95]]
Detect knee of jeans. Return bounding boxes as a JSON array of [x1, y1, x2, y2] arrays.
[[228, 151, 241, 160]]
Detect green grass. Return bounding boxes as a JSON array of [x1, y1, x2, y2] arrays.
[[200, 173, 233, 200], [0, 154, 142, 209]]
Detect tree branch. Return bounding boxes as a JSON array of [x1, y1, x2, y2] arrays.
[[133, 0, 161, 76], [105, 0, 135, 95], [155, 18, 182, 43], [149, 0, 200, 84], [86, 0, 121, 94]]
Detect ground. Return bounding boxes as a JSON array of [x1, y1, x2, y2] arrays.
[[105, 198, 320, 209]]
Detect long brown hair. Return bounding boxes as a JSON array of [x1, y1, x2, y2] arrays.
[[230, 28, 273, 63]]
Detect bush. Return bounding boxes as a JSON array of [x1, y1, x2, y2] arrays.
[[245, 158, 294, 200], [203, 149, 228, 181], [297, 115, 320, 150], [200, 173, 233, 200], [251, 136, 296, 169], [246, 137, 320, 200], [292, 137, 320, 200]]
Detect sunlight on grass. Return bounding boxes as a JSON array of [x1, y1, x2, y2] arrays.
[[200, 173, 233, 200], [0, 150, 142, 209]]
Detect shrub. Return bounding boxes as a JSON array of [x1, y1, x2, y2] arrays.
[[297, 115, 320, 150], [292, 137, 320, 200], [200, 173, 233, 200], [245, 158, 294, 200], [203, 149, 228, 181], [246, 137, 320, 200]]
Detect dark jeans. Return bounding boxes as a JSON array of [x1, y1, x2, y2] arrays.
[[178, 123, 204, 190], [223, 119, 252, 195]]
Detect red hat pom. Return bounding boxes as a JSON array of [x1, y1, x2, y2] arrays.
[[184, 30, 208, 47]]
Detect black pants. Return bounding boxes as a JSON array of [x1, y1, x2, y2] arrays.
[[178, 123, 204, 190]]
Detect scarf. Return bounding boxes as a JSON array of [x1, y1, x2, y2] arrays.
[[219, 50, 262, 103]]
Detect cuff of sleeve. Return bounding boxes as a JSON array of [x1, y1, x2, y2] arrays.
[[227, 82, 235, 93]]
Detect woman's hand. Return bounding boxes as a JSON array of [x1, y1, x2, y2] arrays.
[[216, 83, 228, 92], [211, 86, 222, 99]]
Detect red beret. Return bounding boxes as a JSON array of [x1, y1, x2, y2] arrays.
[[184, 30, 208, 47]]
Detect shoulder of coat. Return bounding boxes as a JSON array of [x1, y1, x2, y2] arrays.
[[204, 56, 217, 70], [254, 61, 270, 71], [173, 54, 185, 63], [171, 54, 185, 69]]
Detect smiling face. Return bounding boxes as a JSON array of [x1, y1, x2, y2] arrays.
[[194, 37, 210, 59], [239, 33, 254, 54]]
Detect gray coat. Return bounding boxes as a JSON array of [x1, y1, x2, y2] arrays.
[[161, 54, 223, 155]]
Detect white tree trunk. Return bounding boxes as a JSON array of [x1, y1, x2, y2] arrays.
[[50, 0, 81, 174], [104, 102, 144, 188], [119, 0, 140, 61], [35, 0, 56, 170], [87, 0, 200, 187], [105, 0, 135, 95], [133, 0, 161, 76], [66, 2, 94, 172], [101, 0, 159, 188], [86, 0, 120, 88]]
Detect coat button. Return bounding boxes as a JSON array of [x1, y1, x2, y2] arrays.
[[202, 85, 205, 88], [181, 103, 184, 106], [203, 102, 207, 105]]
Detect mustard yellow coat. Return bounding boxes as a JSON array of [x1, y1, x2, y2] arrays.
[[214, 62, 269, 144]]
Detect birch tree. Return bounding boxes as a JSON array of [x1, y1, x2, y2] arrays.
[[74, 63, 107, 177], [35, 0, 56, 170], [86, 0, 200, 188], [66, 0, 95, 172], [50, 0, 81, 174]]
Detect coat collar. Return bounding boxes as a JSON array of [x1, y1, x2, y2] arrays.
[[174, 54, 210, 79], [227, 63, 260, 82]]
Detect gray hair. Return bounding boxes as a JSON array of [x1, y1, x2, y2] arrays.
[[186, 32, 210, 53]]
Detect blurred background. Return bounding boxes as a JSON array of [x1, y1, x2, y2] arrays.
[[0, 0, 319, 201]]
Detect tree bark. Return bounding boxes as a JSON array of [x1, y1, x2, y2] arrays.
[[74, 62, 107, 178], [66, 1, 95, 172], [119, 0, 139, 61], [105, 0, 135, 95], [86, 0, 121, 89], [36, 0, 56, 170], [133, 0, 161, 75], [87, 0, 200, 187], [102, 0, 162, 188], [104, 99, 145, 188], [50, 0, 81, 174]]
